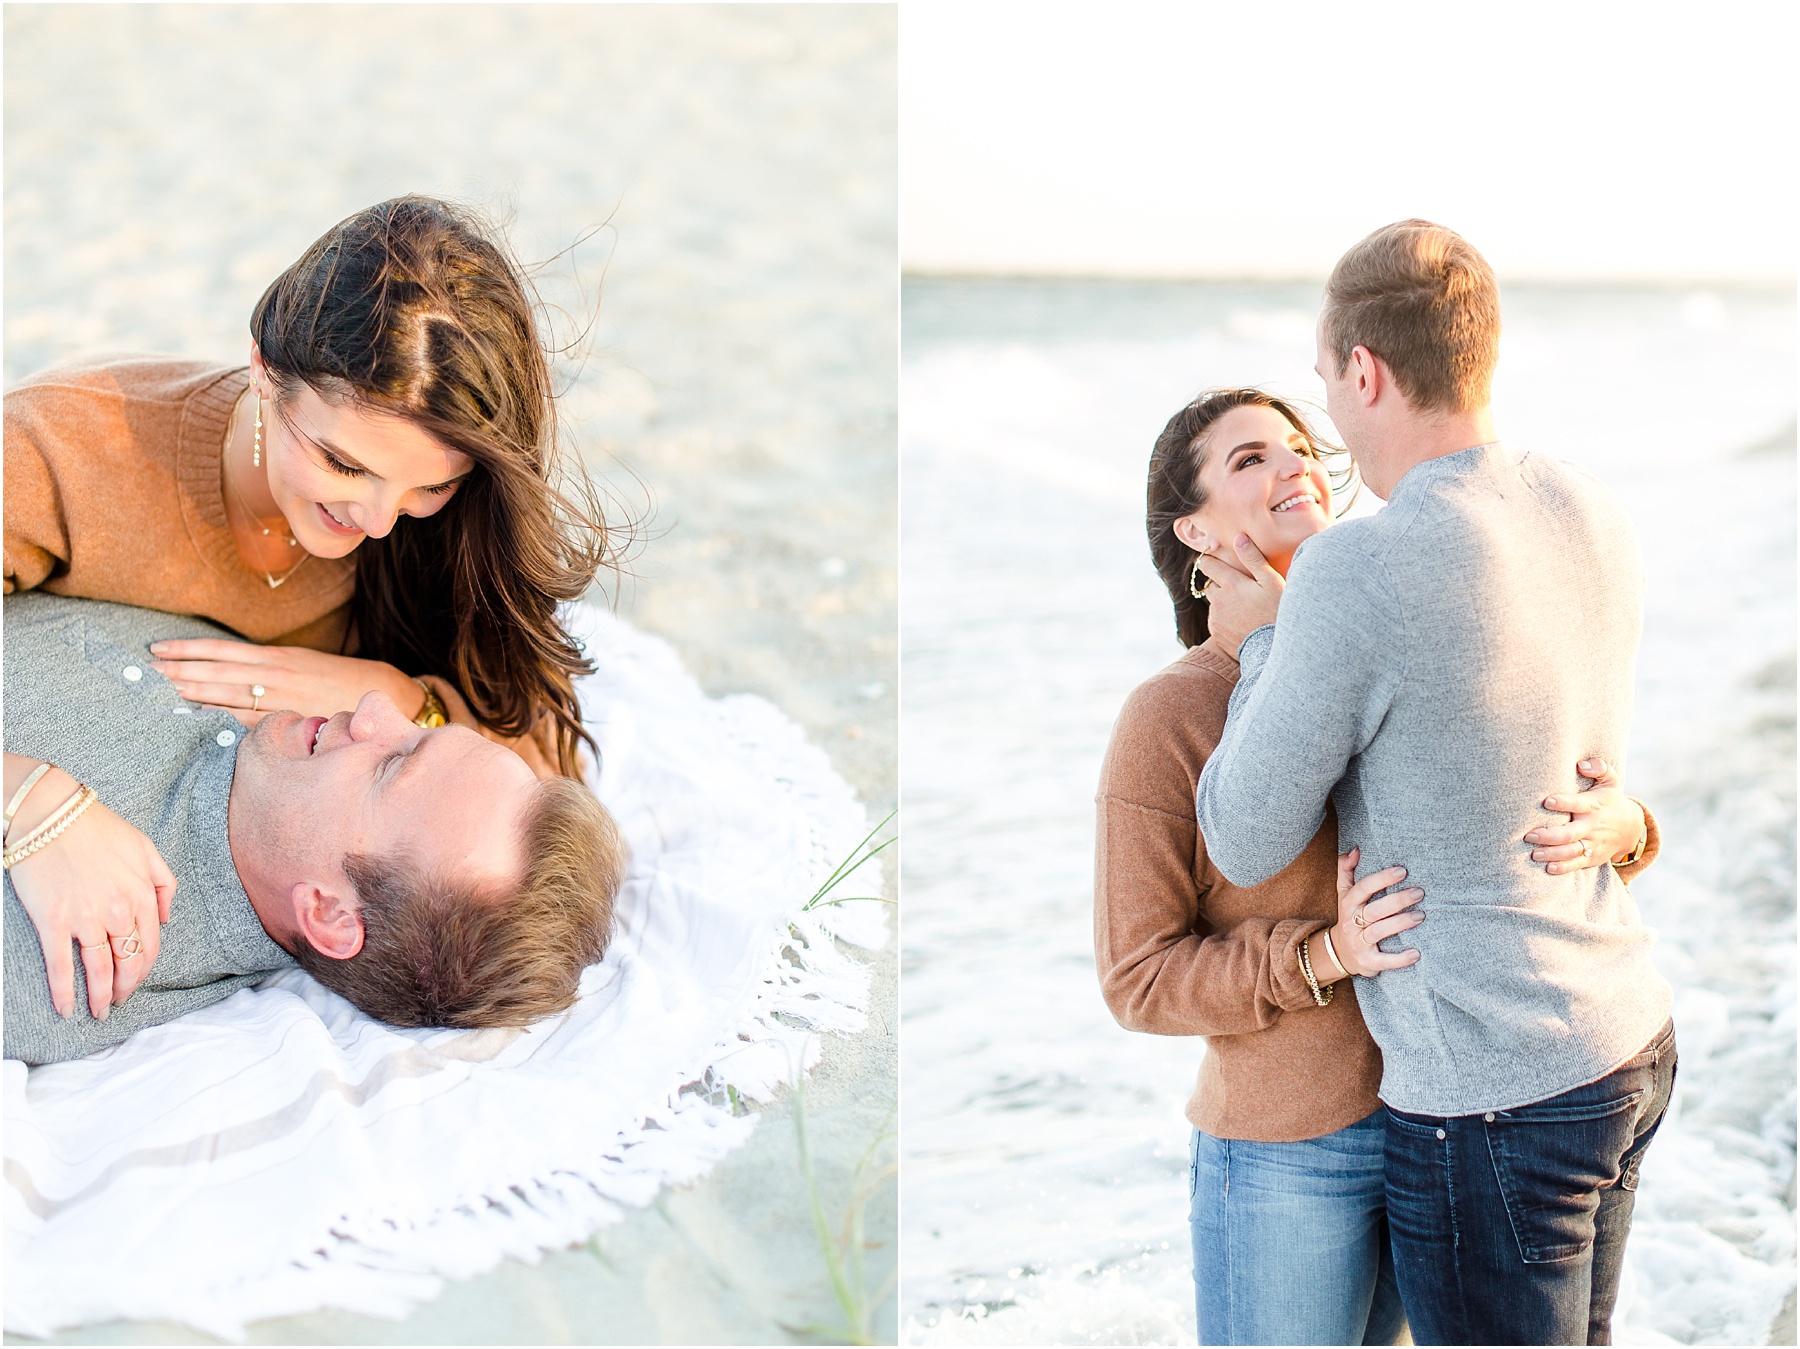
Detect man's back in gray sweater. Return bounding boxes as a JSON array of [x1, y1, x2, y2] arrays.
[[1196, 442, 1673, 1116]]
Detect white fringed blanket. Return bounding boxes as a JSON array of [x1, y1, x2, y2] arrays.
[[3, 602, 887, 1339]]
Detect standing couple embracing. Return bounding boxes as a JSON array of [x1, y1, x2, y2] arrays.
[[1097, 220, 1676, 1346]]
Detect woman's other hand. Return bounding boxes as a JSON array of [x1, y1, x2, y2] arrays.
[[1193, 534, 1284, 660], [8, 769, 175, 1018], [1323, 846, 1424, 980], [1524, 756, 1646, 874], [147, 640, 425, 725]]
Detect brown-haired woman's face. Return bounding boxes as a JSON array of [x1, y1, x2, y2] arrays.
[[257, 371, 474, 560], [1174, 403, 1331, 575]]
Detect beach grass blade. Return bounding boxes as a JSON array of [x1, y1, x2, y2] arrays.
[[802, 808, 897, 912]]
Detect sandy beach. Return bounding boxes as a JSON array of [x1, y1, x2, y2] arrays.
[[4, 5, 895, 1343]]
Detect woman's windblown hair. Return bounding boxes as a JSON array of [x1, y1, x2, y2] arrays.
[[251, 195, 608, 776], [1145, 387, 1353, 649]]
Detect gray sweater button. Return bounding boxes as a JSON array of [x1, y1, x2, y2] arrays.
[[215, 730, 236, 747], [122, 665, 143, 682]]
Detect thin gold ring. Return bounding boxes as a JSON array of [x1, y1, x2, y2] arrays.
[[78, 939, 110, 950], [1352, 907, 1369, 928], [111, 930, 143, 961], [251, 683, 265, 713]]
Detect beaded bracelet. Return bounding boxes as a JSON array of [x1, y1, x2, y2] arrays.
[[1297, 935, 1335, 1007], [3, 784, 98, 870]]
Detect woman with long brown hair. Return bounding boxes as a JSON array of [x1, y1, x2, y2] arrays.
[[5, 196, 611, 1017], [1094, 387, 1658, 1345]]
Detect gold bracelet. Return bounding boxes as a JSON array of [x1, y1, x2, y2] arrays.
[[1297, 935, 1334, 1007], [7, 781, 91, 852], [1320, 928, 1351, 980], [413, 679, 448, 729], [4, 763, 54, 837], [3, 785, 98, 870], [1615, 801, 1649, 867]]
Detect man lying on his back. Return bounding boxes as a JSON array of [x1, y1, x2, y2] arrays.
[[3, 593, 624, 1065]]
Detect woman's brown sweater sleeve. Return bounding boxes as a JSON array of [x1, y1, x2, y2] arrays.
[[1093, 662, 1327, 1039], [3, 391, 72, 594], [1096, 794, 1329, 1035]]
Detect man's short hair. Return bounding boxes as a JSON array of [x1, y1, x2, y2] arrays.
[[1321, 220, 1500, 415], [292, 778, 626, 1027]]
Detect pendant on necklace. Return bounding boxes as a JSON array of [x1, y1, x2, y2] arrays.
[[261, 552, 310, 590]]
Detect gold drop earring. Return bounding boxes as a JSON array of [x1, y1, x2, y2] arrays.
[[252, 393, 263, 469]]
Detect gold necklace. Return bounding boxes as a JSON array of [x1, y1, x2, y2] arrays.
[[224, 390, 312, 591]]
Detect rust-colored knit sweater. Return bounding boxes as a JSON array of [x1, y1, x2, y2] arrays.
[[4, 354, 557, 776], [1094, 639, 1660, 1142]]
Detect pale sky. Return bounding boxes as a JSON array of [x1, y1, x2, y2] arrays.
[[901, 0, 1796, 281]]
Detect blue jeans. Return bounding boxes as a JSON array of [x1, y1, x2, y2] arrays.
[[1190, 1112, 1408, 1346], [1383, 1019, 1678, 1346]]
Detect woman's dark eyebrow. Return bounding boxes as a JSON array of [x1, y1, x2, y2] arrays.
[[1229, 433, 1309, 462]]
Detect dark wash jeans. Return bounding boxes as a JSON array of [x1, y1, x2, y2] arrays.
[[1383, 1019, 1677, 1346]]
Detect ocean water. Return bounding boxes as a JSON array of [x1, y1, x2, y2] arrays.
[[899, 278, 1796, 1346]]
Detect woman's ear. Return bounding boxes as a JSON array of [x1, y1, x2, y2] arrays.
[[288, 882, 366, 961], [1172, 513, 1210, 555]]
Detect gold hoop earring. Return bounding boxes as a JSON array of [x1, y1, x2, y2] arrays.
[[252, 395, 263, 469], [1189, 554, 1212, 599]]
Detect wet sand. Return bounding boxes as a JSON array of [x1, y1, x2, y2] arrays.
[[4, 5, 895, 1343]]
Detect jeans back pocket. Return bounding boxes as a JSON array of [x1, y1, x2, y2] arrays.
[[1485, 1090, 1644, 1263]]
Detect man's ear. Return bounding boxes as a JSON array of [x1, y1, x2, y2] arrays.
[[289, 881, 365, 960], [1348, 345, 1386, 408]]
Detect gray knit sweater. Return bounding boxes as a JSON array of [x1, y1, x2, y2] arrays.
[[4, 595, 295, 1066], [1195, 443, 1673, 1116]]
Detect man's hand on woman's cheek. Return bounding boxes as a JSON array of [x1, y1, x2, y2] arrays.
[[1194, 535, 1285, 660]]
